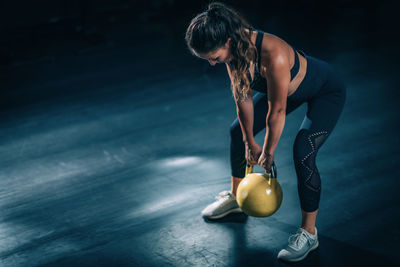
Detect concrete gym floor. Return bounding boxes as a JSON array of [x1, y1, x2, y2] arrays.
[[1, 3, 399, 267]]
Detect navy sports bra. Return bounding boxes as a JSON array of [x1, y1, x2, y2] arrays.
[[249, 30, 306, 93]]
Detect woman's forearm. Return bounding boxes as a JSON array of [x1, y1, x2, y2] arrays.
[[263, 112, 286, 155], [236, 98, 256, 144]]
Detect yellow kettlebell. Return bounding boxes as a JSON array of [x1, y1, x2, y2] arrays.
[[236, 162, 283, 217]]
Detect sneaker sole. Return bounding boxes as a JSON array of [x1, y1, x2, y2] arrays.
[[278, 239, 319, 262], [202, 207, 243, 219]]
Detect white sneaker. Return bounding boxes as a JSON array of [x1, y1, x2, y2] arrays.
[[277, 227, 319, 262], [201, 190, 243, 219]]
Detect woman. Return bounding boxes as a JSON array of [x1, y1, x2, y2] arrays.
[[185, 2, 346, 262]]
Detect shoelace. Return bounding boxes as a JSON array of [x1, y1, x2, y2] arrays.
[[215, 190, 232, 200], [288, 230, 313, 250]]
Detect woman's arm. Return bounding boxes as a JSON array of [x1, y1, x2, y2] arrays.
[[262, 50, 291, 156], [226, 64, 256, 145], [236, 95, 258, 145]]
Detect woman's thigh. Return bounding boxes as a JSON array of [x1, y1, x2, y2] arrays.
[[295, 86, 346, 154], [252, 92, 269, 134]]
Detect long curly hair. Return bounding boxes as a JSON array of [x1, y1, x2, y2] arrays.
[[185, 2, 257, 101]]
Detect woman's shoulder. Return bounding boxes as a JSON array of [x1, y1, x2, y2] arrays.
[[258, 32, 293, 73]]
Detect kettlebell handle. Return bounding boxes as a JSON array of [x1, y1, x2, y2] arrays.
[[245, 162, 277, 178]]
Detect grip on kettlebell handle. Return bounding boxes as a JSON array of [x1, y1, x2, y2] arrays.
[[270, 161, 277, 178], [245, 162, 277, 178], [245, 163, 254, 176]]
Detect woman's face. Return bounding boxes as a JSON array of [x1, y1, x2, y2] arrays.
[[196, 38, 232, 66]]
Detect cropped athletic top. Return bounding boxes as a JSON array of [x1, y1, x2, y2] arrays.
[[249, 30, 306, 93]]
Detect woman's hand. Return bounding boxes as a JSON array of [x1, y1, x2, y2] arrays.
[[245, 141, 262, 166], [258, 151, 274, 173]]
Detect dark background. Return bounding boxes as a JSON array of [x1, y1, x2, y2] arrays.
[[1, 0, 398, 107], [0, 1, 399, 266]]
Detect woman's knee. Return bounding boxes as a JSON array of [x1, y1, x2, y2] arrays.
[[293, 129, 330, 161], [293, 130, 311, 161]]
